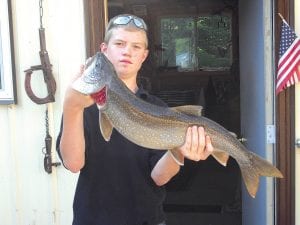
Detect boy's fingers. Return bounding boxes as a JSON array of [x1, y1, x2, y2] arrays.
[[191, 126, 199, 153], [197, 127, 205, 155], [205, 135, 214, 153]]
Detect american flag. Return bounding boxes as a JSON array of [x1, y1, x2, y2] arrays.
[[276, 19, 300, 95]]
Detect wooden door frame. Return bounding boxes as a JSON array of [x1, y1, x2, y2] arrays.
[[83, 0, 107, 57], [276, 0, 295, 224], [84, 1, 296, 225]]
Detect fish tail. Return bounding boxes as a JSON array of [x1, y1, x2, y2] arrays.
[[240, 151, 283, 198]]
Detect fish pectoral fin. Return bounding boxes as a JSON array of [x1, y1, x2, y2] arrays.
[[211, 149, 230, 167], [171, 105, 203, 117], [169, 149, 184, 166], [100, 112, 113, 141]]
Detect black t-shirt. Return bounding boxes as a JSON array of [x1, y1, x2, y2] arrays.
[[57, 88, 167, 225]]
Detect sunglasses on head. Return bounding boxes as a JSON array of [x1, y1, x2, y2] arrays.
[[111, 15, 147, 31]]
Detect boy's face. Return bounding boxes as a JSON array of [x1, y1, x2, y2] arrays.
[[100, 27, 149, 79]]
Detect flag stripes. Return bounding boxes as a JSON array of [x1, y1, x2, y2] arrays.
[[276, 19, 300, 94]]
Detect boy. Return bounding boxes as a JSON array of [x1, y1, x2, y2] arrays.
[[57, 14, 213, 225]]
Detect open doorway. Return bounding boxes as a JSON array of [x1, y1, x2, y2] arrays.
[[107, 0, 242, 224], [84, 0, 294, 224]]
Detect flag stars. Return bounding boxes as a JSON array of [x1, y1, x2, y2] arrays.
[[279, 23, 297, 57]]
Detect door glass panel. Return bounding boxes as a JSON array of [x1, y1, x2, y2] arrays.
[[160, 15, 232, 72]]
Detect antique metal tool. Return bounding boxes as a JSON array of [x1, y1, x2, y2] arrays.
[[24, 0, 56, 104], [43, 109, 61, 174]]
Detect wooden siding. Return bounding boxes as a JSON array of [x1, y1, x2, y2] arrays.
[[0, 0, 85, 224]]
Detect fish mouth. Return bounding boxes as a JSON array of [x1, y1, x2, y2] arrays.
[[91, 86, 107, 107], [72, 75, 105, 95]]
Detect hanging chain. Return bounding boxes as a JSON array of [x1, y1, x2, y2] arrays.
[[39, 0, 44, 28], [42, 108, 50, 156], [45, 108, 50, 137], [43, 107, 61, 174]]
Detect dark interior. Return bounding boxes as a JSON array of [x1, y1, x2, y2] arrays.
[[108, 0, 242, 224]]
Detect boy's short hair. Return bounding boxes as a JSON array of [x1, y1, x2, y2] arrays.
[[104, 14, 148, 48]]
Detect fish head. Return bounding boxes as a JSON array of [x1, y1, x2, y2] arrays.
[[72, 52, 117, 108], [72, 52, 113, 96]]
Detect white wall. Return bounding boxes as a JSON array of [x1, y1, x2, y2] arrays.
[[0, 0, 86, 224]]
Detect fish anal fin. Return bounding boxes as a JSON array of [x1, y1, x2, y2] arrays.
[[171, 105, 203, 117], [100, 112, 113, 141], [212, 149, 230, 167]]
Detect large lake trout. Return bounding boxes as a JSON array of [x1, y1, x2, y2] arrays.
[[72, 52, 283, 198]]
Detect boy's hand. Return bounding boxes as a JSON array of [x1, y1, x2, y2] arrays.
[[177, 126, 213, 161], [63, 65, 95, 110]]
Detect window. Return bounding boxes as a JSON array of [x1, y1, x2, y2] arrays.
[[159, 15, 232, 72], [0, 0, 16, 104]]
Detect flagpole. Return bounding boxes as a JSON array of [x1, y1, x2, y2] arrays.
[[278, 13, 285, 21]]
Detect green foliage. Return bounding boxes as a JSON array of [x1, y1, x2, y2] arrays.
[[197, 48, 230, 67], [160, 15, 232, 70]]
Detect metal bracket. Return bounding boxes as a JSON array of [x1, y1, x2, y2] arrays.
[[266, 125, 276, 144]]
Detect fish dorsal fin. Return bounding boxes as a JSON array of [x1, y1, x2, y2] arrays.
[[211, 149, 230, 167], [171, 105, 203, 116], [100, 112, 113, 141]]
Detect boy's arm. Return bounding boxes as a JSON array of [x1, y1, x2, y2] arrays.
[[59, 67, 94, 173], [151, 126, 213, 186]]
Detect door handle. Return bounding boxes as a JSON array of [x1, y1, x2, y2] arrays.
[[296, 139, 300, 148], [239, 137, 247, 143]]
